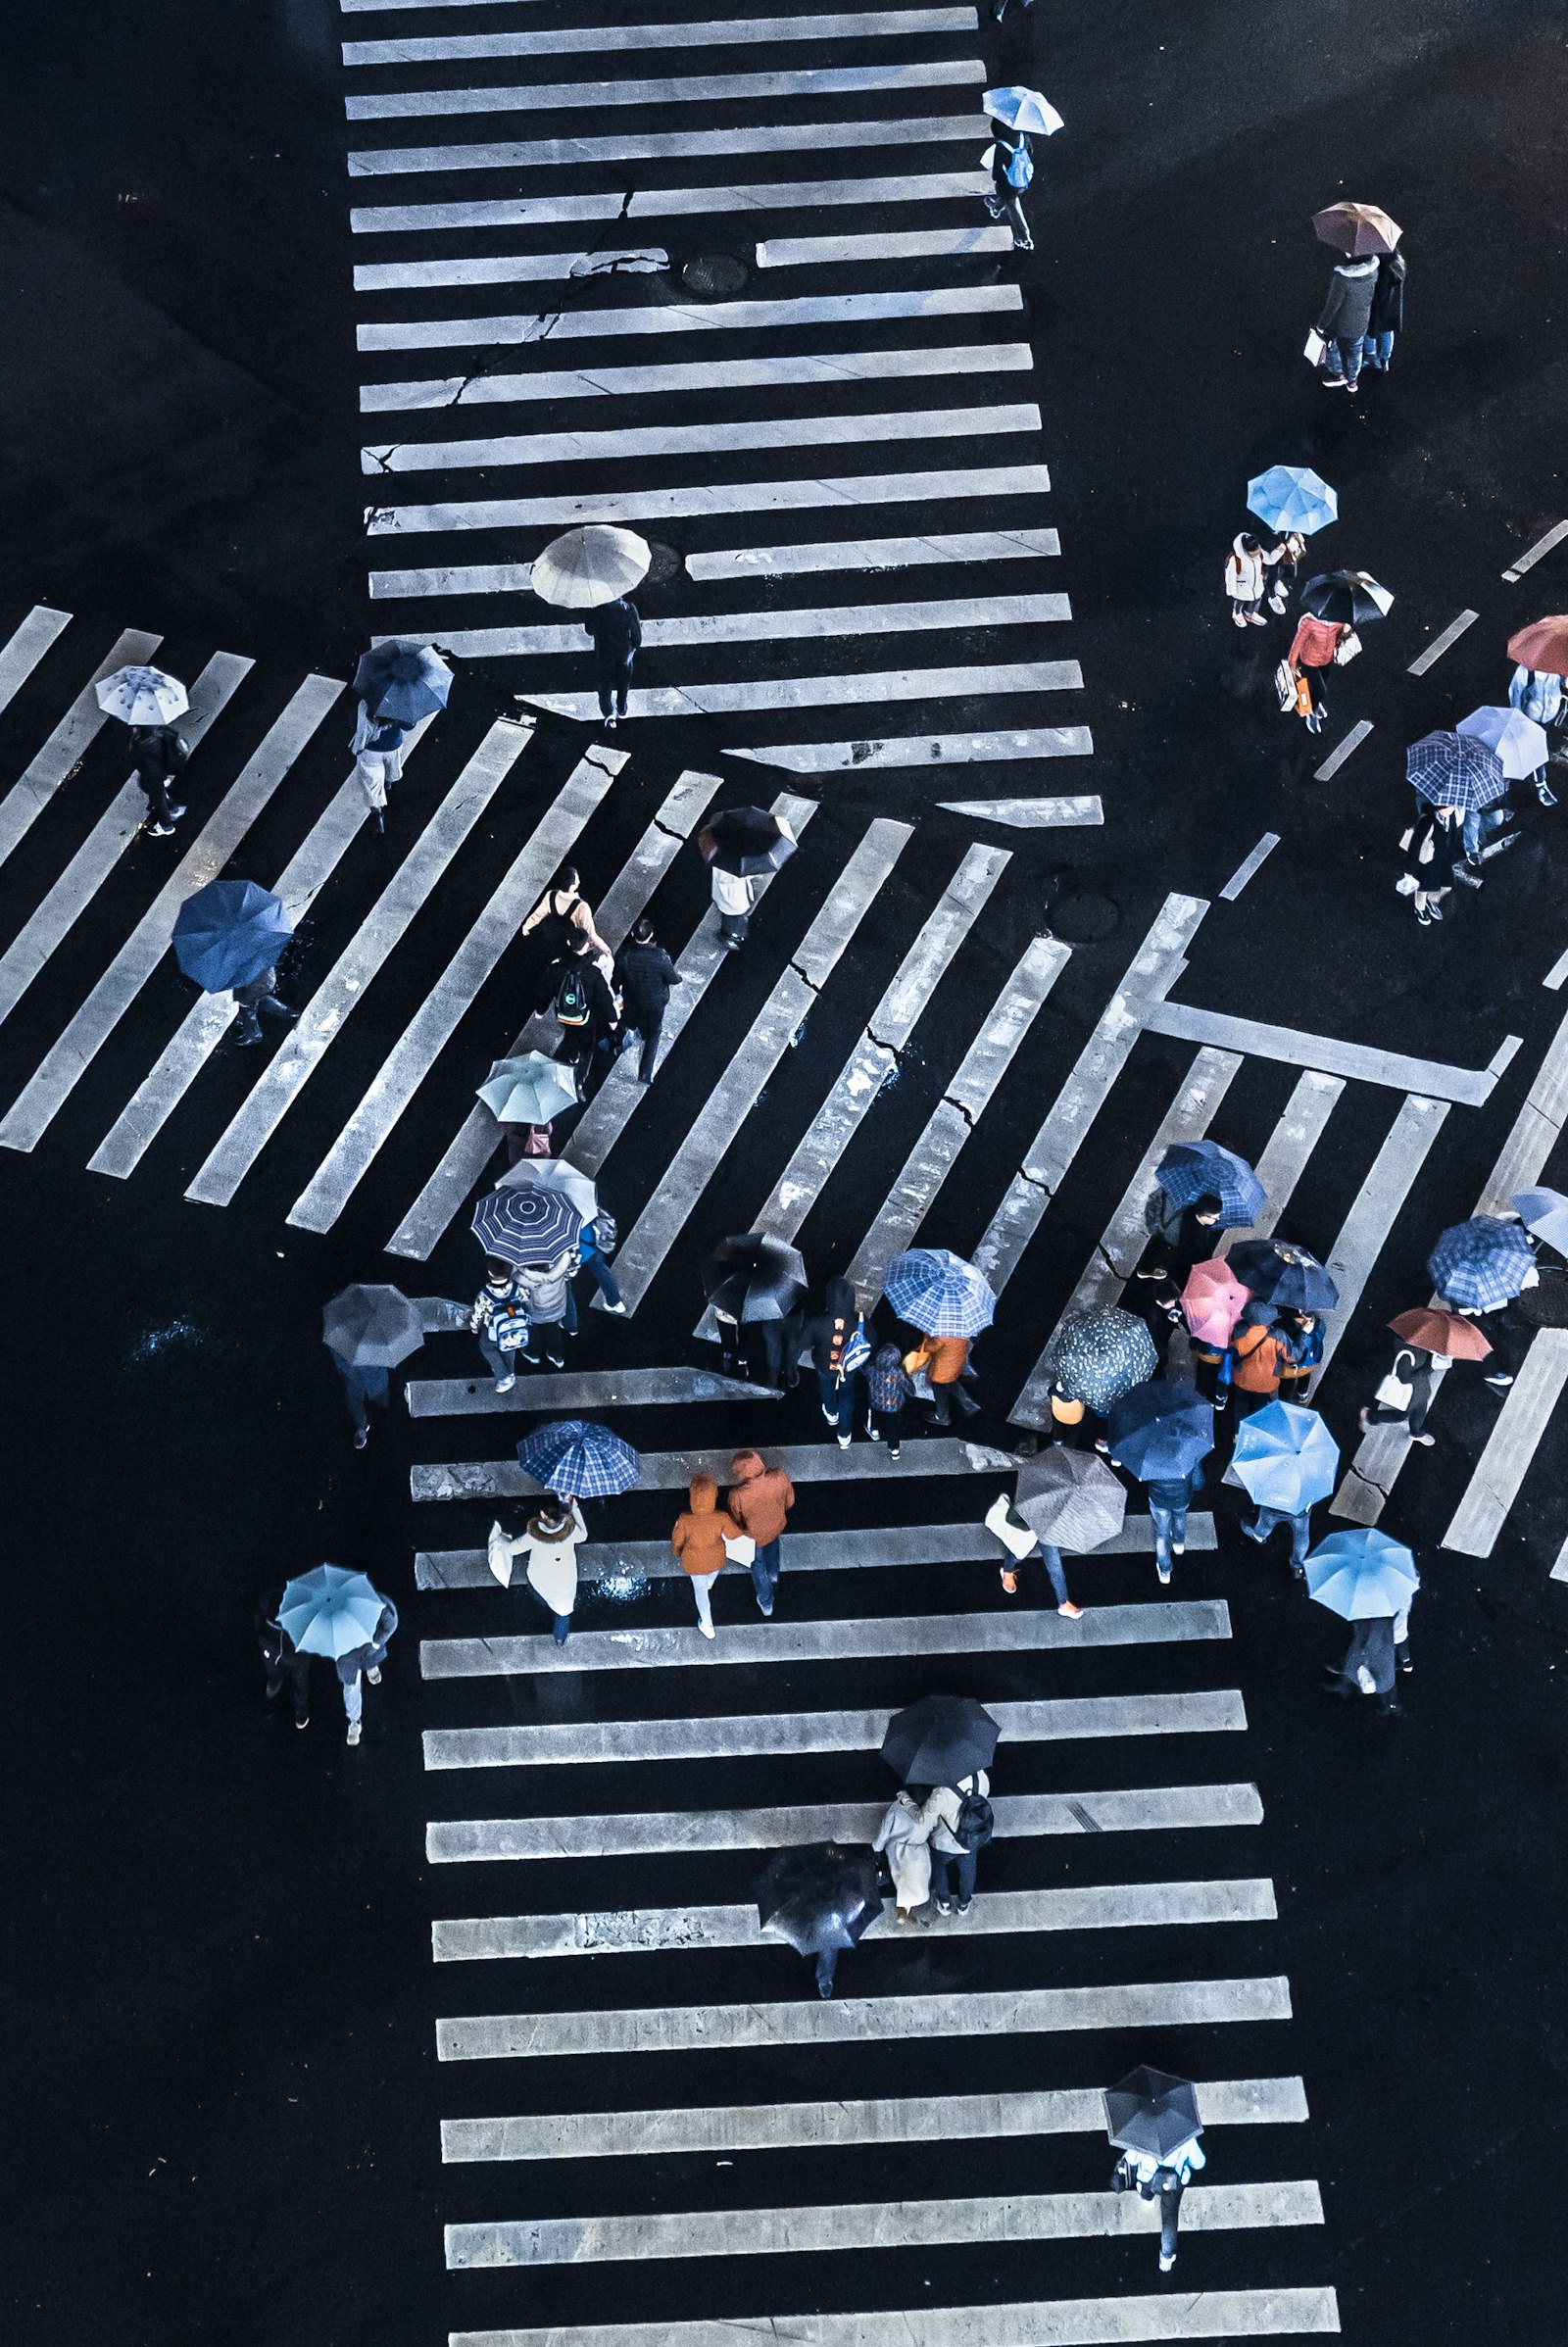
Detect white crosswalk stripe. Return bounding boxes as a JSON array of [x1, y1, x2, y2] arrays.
[[0, 627, 162, 875], [346, 64, 988, 122], [365, 403, 1042, 475], [364, 343, 1033, 418], [346, 16, 978, 69], [357, 286, 1022, 353], [352, 172, 993, 237], [416, 592, 1069, 660], [448, 2297, 1340, 2347], [348, 118, 986, 175], [0, 606, 71, 715], [727, 727, 1093, 770]]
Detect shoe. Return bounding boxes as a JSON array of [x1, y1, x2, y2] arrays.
[[956, 1899, 972, 1917], [934, 1899, 953, 1916], [1247, 613, 1267, 626], [698, 1620, 716, 1639], [145, 821, 176, 837], [1241, 1522, 1265, 1543], [495, 1373, 515, 1393], [817, 1974, 834, 1999], [236, 1025, 263, 1046], [1427, 900, 1445, 920], [165, 803, 186, 821], [1321, 375, 1348, 388], [604, 1299, 627, 1315], [1398, 1653, 1414, 1675], [822, 1403, 837, 1423], [1416, 905, 1433, 925], [603, 712, 617, 731], [1012, 235, 1034, 251], [868, 1423, 882, 1441], [260, 998, 298, 1021], [758, 1599, 774, 1618], [1057, 1600, 1084, 1619], [265, 1678, 281, 1701], [1232, 614, 1249, 628], [346, 1721, 362, 1745], [1159, 2252, 1176, 2274], [888, 1443, 901, 1460], [1412, 1431, 1436, 1446], [367, 1667, 381, 1686], [544, 1350, 566, 1369], [295, 1715, 309, 1731], [836, 1431, 851, 1448], [353, 1426, 369, 1449], [1172, 1541, 1185, 1555], [1156, 1560, 1172, 1585], [1484, 1373, 1515, 1389], [1537, 782, 1558, 807], [983, 194, 1004, 219], [1001, 1569, 1018, 1593]]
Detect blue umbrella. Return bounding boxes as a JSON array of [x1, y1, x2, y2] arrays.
[[1304, 1529, 1419, 1622], [1427, 1216, 1535, 1311], [354, 640, 453, 725], [1104, 1381, 1214, 1482], [276, 1564, 386, 1659], [1231, 1400, 1340, 1513], [1155, 1140, 1265, 1225], [1246, 466, 1338, 537], [1457, 706, 1549, 781], [884, 1247, 996, 1339], [172, 879, 294, 994], [1406, 730, 1506, 811], [472, 1183, 583, 1267], [1228, 1239, 1339, 1313], [516, 1419, 641, 1498]]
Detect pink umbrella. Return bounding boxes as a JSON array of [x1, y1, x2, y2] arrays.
[[1181, 1258, 1250, 1345]]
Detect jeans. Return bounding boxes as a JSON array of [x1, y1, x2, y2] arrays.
[[930, 1847, 977, 1906], [690, 1569, 720, 1629], [1249, 1506, 1310, 1571], [1156, 2177, 1184, 2260], [814, 1948, 838, 1995], [266, 1648, 312, 1725], [529, 1587, 570, 1644], [1150, 1499, 1187, 1570], [597, 653, 634, 717], [817, 1370, 859, 1433], [1361, 329, 1395, 369], [335, 1359, 389, 1438], [565, 1251, 621, 1325], [750, 1538, 782, 1610], [725, 1317, 796, 1389], [1037, 1541, 1073, 1607], [1328, 336, 1363, 384], [478, 1336, 522, 1381], [1462, 806, 1510, 860]]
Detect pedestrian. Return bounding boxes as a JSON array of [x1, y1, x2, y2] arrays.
[[914, 1768, 994, 1916], [487, 1496, 587, 1644], [1240, 1493, 1313, 1578], [232, 964, 298, 1048], [130, 720, 190, 837], [1220, 1302, 1289, 1417], [1139, 1464, 1203, 1586], [1286, 608, 1349, 736], [1264, 531, 1306, 617], [1044, 1378, 1094, 1444], [710, 856, 761, 953], [714, 1295, 803, 1392], [613, 915, 682, 1084], [1224, 533, 1270, 628], [1457, 1296, 1534, 1394], [1275, 1308, 1323, 1406], [514, 1248, 578, 1369], [1111, 2132, 1206, 2274], [520, 866, 612, 1000], [257, 1591, 313, 1730], [1357, 1339, 1437, 1443], [1323, 1611, 1401, 1714], [547, 932, 619, 1084], [566, 1209, 625, 1319], [335, 1585, 398, 1747], [670, 1471, 743, 1639], [726, 1447, 796, 1617], [908, 1328, 981, 1425], [1395, 802, 1455, 925], [1362, 246, 1405, 372], [1314, 247, 1379, 390], [469, 1257, 532, 1392], [802, 1277, 870, 1446], [865, 1341, 916, 1459], [873, 1789, 934, 1923], [984, 1492, 1085, 1616], [1508, 664, 1566, 797], [328, 1347, 390, 1451], [350, 698, 405, 834], [1137, 1191, 1226, 1295], [982, 117, 1034, 249], [583, 595, 641, 727]]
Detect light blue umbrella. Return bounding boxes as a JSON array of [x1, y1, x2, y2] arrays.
[[1247, 466, 1338, 537], [884, 1247, 996, 1339], [1428, 1216, 1535, 1311], [1514, 1188, 1568, 1255], [982, 84, 1064, 134], [516, 1419, 641, 1498], [1304, 1530, 1419, 1621], [1457, 705, 1550, 781], [276, 1565, 386, 1659], [1231, 1400, 1340, 1513]]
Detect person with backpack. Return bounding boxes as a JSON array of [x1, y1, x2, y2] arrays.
[[1275, 1307, 1324, 1406], [565, 1211, 624, 1320], [801, 1276, 870, 1446], [468, 1257, 532, 1392], [130, 721, 190, 836], [1285, 609, 1350, 737], [613, 915, 682, 1084], [865, 1341, 916, 1459], [350, 699, 406, 833], [1224, 534, 1270, 628], [915, 1768, 994, 1915], [583, 595, 642, 727], [983, 118, 1034, 249], [1111, 2129, 1207, 2274], [547, 932, 619, 1084]]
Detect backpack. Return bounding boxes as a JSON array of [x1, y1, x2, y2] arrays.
[[953, 1788, 995, 1852], [1004, 137, 1034, 190], [555, 964, 592, 1027]]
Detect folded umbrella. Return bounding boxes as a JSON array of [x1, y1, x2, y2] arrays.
[[1246, 465, 1338, 537], [471, 1183, 583, 1266], [1506, 616, 1568, 677], [531, 524, 652, 610], [497, 1155, 600, 1224], [321, 1283, 425, 1370], [1013, 1449, 1127, 1550], [1513, 1187, 1568, 1256], [1041, 1305, 1156, 1412], [276, 1564, 386, 1660], [95, 663, 190, 726], [1227, 1239, 1339, 1313], [1406, 730, 1506, 811], [703, 1233, 808, 1323], [1428, 1216, 1535, 1311], [698, 806, 798, 877], [882, 1693, 998, 1785], [1230, 1400, 1340, 1513], [476, 1051, 578, 1128], [1155, 1139, 1265, 1224], [1104, 1381, 1214, 1483], [172, 878, 294, 994], [353, 640, 453, 725], [982, 84, 1064, 134], [516, 1418, 640, 1498], [1312, 201, 1402, 256], [1300, 570, 1394, 627], [1104, 2065, 1203, 2160], [1388, 1307, 1491, 1362], [1457, 706, 1550, 781], [884, 1247, 996, 1340], [1181, 1259, 1251, 1345], [755, 1843, 882, 1956], [1305, 1528, 1419, 1621]]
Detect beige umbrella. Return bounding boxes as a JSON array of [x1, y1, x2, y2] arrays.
[[532, 525, 652, 610], [1311, 201, 1401, 256]]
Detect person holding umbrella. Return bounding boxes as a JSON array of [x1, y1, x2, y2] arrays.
[[670, 1472, 743, 1639], [487, 1496, 587, 1644], [476, 1051, 577, 1167], [872, 1791, 934, 1924], [1247, 464, 1337, 616], [350, 641, 452, 830], [989, 1446, 1125, 1612], [613, 915, 682, 1085], [1275, 1307, 1324, 1405], [1042, 1305, 1158, 1427], [1507, 622, 1568, 779], [1234, 1398, 1340, 1577], [980, 85, 1061, 251], [322, 1283, 424, 1450], [1105, 2067, 1206, 2274], [1460, 704, 1554, 811], [704, 1233, 808, 1390], [97, 664, 191, 836], [1307, 1529, 1418, 1714], [1357, 1308, 1490, 1442], [583, 596, 642, 729], [1407, 730, 1514, 887], [699, 807, 798, 953], [529, 526, 652, 731], [1430, 1216, 1538, 1393], [883, 1695, 999, 1918], [1180, 1261, 1250, 1400], [1288, 569, 1392, 734], [499, 1158, 622, 1321], [267, 1565, 398, 1747], [886, 1247, 995, 1427], [471, 1184, 586, 1372], [801, 1276, 870, 1447], [1140, 1140, 1263, 1293], [1223, 533, 1270, 628], [1105, 1381, 1214, 1586], [757, 1843, 882, 1998], [172, 877, 299, 1048], [1310, 202, 1400, 391], [1219, 1300, 1291, 1418], [1363, 243, 1406, 372]]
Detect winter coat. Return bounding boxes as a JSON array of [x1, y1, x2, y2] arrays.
[[1149, 1195, 1225, 1261], [514, 1247, 579, 1325], [614, 939, 679, 1018], [131, 725, 189, 785], [1224, 536, 1266, 603], [1227, 1320, 1287, 1394], [1316, 255, 1379, 344], [670, 1472, 741, 1577], [917, 1770, 990, 1856], [873, 1790, 934, 1909], [1288, 614, 1346, 671], [488, 1502, 586, 1614], [867, 1343, 915, 1412], [1509, 664, 1564, 729], [802, 1279, 866, 1376], [1368, 250, 1405, 335], [1146, 1468, 1202, 1510], [583, 599, 642, 660], [908, 1333, 969, 1388], [727, 1450, 795, 1546], [710, 865, 759, 915]]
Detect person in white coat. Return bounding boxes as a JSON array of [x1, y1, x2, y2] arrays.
[[488, 1496, 587, 1644], [872, 1790, 934, 1922], [711, 862, 760, 952], [915, 1769, 991, 1916], [1224, 533, 1271, 627]]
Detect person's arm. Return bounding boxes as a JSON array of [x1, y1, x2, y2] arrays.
[[569, 900, 614, 960]]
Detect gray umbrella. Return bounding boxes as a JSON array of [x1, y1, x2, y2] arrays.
[[321, 1284, 424, 1369], [1041, 1306, 1157, 1412], [1013, 1449, 1127, 1551]]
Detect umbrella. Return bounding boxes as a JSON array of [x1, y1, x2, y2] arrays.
[[516, 1419, 640, 1498], [1300, 570, 1394, 627], [1155, 1139, 1265, 1224], [1305, 1528, 1419, 1621], [1041, 1305, 1157, 1412], [1405, 730, 1506, 811], [498, 1155, 599, 1224], [1246, 465, 1338, 538], [353, 640, 453, 725], [1312, 201, 1402, 256], [884, 1247, 996, 1340], [1389, 1307, 1492, 1362], [321, 1283, 424, 1369], [698, 806, 798, 877], [1227, 1239, 1339, 1313], [1104, 2066, 1203, 2161], [172, 878, 293, 994], [531, 524, 652, 610], [882, 1693, 998, 1785], [1518, 1273, 1568, 1329], [276, 1564, 386, 1660], [1506, 616, 1568, 677], [476, 1051, 578, 1128], [702, 1233, 808, 1323], [471, 1183, 583, 1266], [1428, 1216, 1535, 1311], [1014, 1449, 1127, 1550], [95, 664, 189, 726], [1181, 1259, 1251, 1345], [755, 1843, 882, 1956], [1513, 1187, 1568, 1256], [1457, 706, 1550, 782], [982, 84, 1065, 134], [1104, 1381, 1214, 1482], [1230, 1400, 1340, 1513]]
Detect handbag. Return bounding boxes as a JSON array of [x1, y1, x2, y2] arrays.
[[1274, 659, 1298, 714], [1295, 674, 1313, 717], [1303, 328, 1327, 366], [722, 1532, 757, 1565], [486, 1521, 514, 1589], [1374, 1366, 1414, 1412], [1333, 629, 1362, 665], [984, 1494, 1038, 1561]]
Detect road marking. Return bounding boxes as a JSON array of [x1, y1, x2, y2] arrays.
[[345, 15, 978, 68], [1215, 1072, 1345, 1252], [760, 225, 1011, 267], [184, 718, 532, 1207], [350, 171, 993, 236], [347, 64, 988, 122], [424, 1690, 1249, 1771], [1503, 519, 1568, 581], [1219, 832, 1280, 900], [0, 675, 343, 1151], [1406, 610, 1479, 673], [517, 665, 1081, 720], [449, 2292, 1338, 2347], [1312, 716, 1373, 780], [1314, 1093, 1450, 1376], [348, 116, 989, 176], [0, 606, 71, 715], [370, 465, 1054, 532], [1142, 1001, 1507, 1107], [409, 1366, 774, 1419], [937, 794, 1102, 822], [728, 726, 1090, 771], [1544, 948, 1568, 991], [356, 248, 670, 291], [1443, 1330, 1568, 1556], [363, 342, 1034, 416], [0, 627, 162, 877], [418, 593, 1071, 658], [414, 1434, 1019, 1509], [1551, 1533, 1568, 1583], [689, 526, 1059, 580], [358, 284, 1021, 352]]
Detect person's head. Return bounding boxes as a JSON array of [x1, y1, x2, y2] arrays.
[[731, 1448, 764, 1483], [1194, 1195, 1224, 1224], [567, 929, 595, 956], [872, 1340, 903, 1368], [629, 915, 656, 947], [483, 1256, 513, 1287], [1241, 1299, 1276, 1327], [824, 1275, 857, 1319], [688, 1471, 717, 1512], [553, 865, 580, 898], [529, 1496, 574, 1540], [1237, 533, 1260, 555]]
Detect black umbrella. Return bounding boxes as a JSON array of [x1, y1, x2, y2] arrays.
[[1228, 1239, 1340, 1313], [698, 807, 798, 877], [1299, 569, 1394, 628], [881, 1694, 999, 1785], [1103, 2065, 1203, 2159], [702, 1233, 808, 1323], [755, 1843, 882, 1956]]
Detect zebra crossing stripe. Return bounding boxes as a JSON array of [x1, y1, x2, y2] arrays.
[[364, 402, 1043, 474], [364, 341, 1032, 415], [1443, 1330, 1568, 1557], [1143, 1001, 1504, 1108], [937, 796, 1102, 824], [415, 1438, 1017, 1500], [355, 247, 668, 290], [410, 1367, 774, 1419], [0, 675, 343, 1152], [0, 606, 71, 715], [759, 225, 1009, 267], [448, 2292, 1340, 2347], [345, 64, 988, 122], [1214, 1072, 1345, 1253], [1313, 1094, 1450, 1376], [370, 467, 1054, 533], [0, 627, 162, 877], [411, 594, 1070, 659], [343, 14, 979, 68], [350, 171, 993, 235], [727, 727, 1091, 771], [516, 665, 1081, 720], [347, 118, 987, 175], [688, 526, 1059, 580], [359, 285, 1022, 351], [184, 717, 533, 1208]]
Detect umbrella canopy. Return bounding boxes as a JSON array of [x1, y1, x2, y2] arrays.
[[1428, 1216, 1535, 1311], [702, 1233, 808, 1323], [531, 524, 651, 610], [982, 84, 1063, 134], [1246, 465, 1338, 537], [1182, 1258, 1252, 1345], [1300, 569, 1394, 627], [96, 664, 190, 726], [1506, 616, 1568, 677], [516, 1419, 640, 1498], [1230, 1400, 1341, 1513], [353, 640, 453, 725], [1041, 1305, 1157, 1412], [1312, 201, 1402, 256], [471, 1183, 583, 1267], [1104, 2066, 1203, 2161], [1513, 1187, 1568, 1256], [1405, 729, 1506, 811], [884, 1247, 996, 1340], [1014, 1449, 1127, 1550], [321, 1283, 424, 1370], [698, 806, 798, 877], [1104, 1381, 1214, 1483], [171, 878, 293, 994], [882, 1693, 998, 1785], [1305, 1528, 1419, 1621], [1388, 1307, 1492, 1362], [476, 1051, 578, 1127], [497, 1154, 599, 1223], [276, 1564, 386, 1660], [755, 1843, 882, 1956], [1228, 1239, 1339, 1313], [1457, 706, 1549, 782], [1155, 1139, 1265, 1224]]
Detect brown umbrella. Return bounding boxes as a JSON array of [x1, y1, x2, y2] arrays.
[[1312, 201, 1402, 256], [1388, 1308, 1490, 1362], [1507, 616, 1568, 677]]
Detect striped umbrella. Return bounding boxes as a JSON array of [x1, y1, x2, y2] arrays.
[[1406, 730, 1506, 811], [884, 1248, 996, 1339], [1427, 1216, 1535, 1311], [516, 1419, 641, 1498], [471, 1183, 583, 1267], [1013, 1449, 1127, 1550], [1154, 1140, 1265, 1224], [1042, 1306, 1156, 1411]]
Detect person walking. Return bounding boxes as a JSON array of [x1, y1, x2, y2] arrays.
[[909, 1329, 981, 1426], [711, 857, 761, 953], [1111, 2133, 1207, 2274], [514, 1248, 577, 1369], [916, 1768, 993, 1916], [546, 932, 619, 1086], [1396, 802, 1456, 925], [670, 1471, 742, 1639], [1224, 533, 1270, 628], [1508, 663, 1565, 796], [1324, 1611, 1400, 1714], [714, 1294, 804, 1392], [802, 1277, 870, 1446], [257, 1592, 314, 1730], [1220, 1302, 1289, 1417], [865, 1341, 916, 1458], [566, 1210, 624, 1319], [1143, 1465, 1203, 1586], [1357, 1338, 1438, 1443], [873, 1789, 934, 1923], [1276, 1308, 1323, 1405], [336, 1587, 398, 1746], [1241, 1493, 1314, 1578], [1137, 1191, 1226, 1294], [984, 1492, 1085, 1616], [487, 1496, 587, 1644], [726, 1447, 795, 1616], [1362, 246, 1405, 372], [1264, 531, 1306, 618], [469, 1258, 532, 1391], [613, 915, 681, 1084], [1315, 249, 1379, 390], [983, 117, 1034, 249], [130, 720, 190, 837], [521, 867, 612, 997], [583, 595, 642, 727], [1286, 609, 1349, 736], [328, 1348, 390, 1451], [232, 964, 298, 1048], [350, 699, 406, 833]]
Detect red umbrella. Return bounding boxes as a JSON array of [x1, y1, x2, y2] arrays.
[[1312, 201, 1402, 256], [1506, 616, 1568, 678], [1389, 1308, 1491, 1361], [1182, 1258, 1250, 1345]]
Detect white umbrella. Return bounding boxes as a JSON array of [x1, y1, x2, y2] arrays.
[[532, 525, 652, 610], [983, 84, 1065, 135], [498, 1154, 599, 1222], [95, 665, 190, 725]]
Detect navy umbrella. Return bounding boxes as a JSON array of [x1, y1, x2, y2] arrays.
[[756, 1844, 882, 1956], [1228, 1239, 1340, 1313], [353, 640, 453, 725], [1406, 730, 1507, 811], [1104, 2066, 1203, 2160], [1154, 1140, 1265, 1225], [471, 1183, 583, 1267], [699, 807, 798, 877], [516, 1419, 640, 1498], [172, 879, 293, 994], [703, 1233, 808, 1323], [1104, 1381, 1214, 1482], [1428, 1216, 1536, 1311]]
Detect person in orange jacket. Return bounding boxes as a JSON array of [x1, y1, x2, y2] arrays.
[[670, 1473, 742, 1640], [726, 1449, 796, 1618], [1221, 1303, 1290, 1417], [909, 1332, 981, 1426]]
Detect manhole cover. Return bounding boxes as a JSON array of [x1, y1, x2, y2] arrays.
[[642, 538, 684, 586], [680, 251, 750, 298], [1048, 891, 1120, 943]]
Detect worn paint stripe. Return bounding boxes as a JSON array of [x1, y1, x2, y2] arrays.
[[728, 726, 1090, 771], [345, 16, 977, 68], [0, 628, 162, 877], [346, 63, 988, 122], [0, 606, 71, 715], [364, 342, 1033, 417], [348, 118, 987, 175], [447, 2292, 1339, 2347], [1142, 1001, 1503, 1107], [1443, 1329, 1568, 1556], [350, 171, 992, 236]]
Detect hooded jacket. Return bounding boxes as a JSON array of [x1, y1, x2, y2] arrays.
[[1224, 535, 1266, 603], [514, 1247, 579, 1325], [802, 1277, 865, 1376], [670, 1472, 741, 1577], [1316, 256, 1379, 345], [726, 1450, 795, 1546]]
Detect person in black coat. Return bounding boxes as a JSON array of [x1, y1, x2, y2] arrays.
[[1363, 249, 1406, 372], [130, 722, 190, 835], [546, 932, 618, 1085], [583, 597, 642, 726], [613, 915, 681, 1084]]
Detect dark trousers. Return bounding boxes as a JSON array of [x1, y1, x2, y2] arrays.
[[926, 1377, 980, 1426], [930, 1847, 977, 1905], [717, 907, 750, 947], [869, 1404, 906, 1443], [724, 1318, 798, 1389], [596, 651, 634, 717], [265, 1646, 312, 1725], [336, 1361, 390, 1438], [814, 1948, 837, 1995], [140, 774, 178, 825], [750, 1538, 782, 1610], [619, 1005, 663, 1082]]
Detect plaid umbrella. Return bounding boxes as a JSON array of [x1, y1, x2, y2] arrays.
[[476, 1051, 577, 1128], [1104, 2066, 1203, 2160], [276, 1565, 386, 1660], [1013, 1449, 1126, 1550], [515, 1419, 640, 1498], [698, 807, 797, 876], [1104, 1381, 1214, 1482], [1154, 1140, 1265, 1224], [1305, 1528, 1419, 1621], [471, 1183, 583, 1266], [1300, 570, 1394, 627], [884, 1248, 996, 1339], [1457, 706, 1550, 781], [755, 1844, 882, 1956], [353, 640, 453, 725], [1389, 1307, 1491, 1362], [1427, 1216, 1535, 1311], [1181, 1259, 1251, 1345], [1506, 616, 1568, 677], [1513, 1187, 1568, 1255], [1042, 1306, 1156, 1411], [1230, 1400, 1340, 1512], [1312, 201, 1401, 256], [1228, 1239, 1339, 1313], [321, 1284, 424, 1369], [1247, 465, 1338, 537], [1406, 730, 1506, 811]]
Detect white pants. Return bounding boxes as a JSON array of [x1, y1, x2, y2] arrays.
[[356, 748, 401, 810], [689, 1570, 720, 1629]]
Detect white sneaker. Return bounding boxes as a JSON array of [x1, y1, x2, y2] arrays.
[[604, 1300, 627, 1314], [1156, 1560, 1172, 1585], [822, 1403, 837, 1423], [367, 1667, 381, 1686], [1158, 2251, 1176, 2274], [346, 1721, 363, 1745], [837, 1432, 852, 1448], [495, 1372, 515, 1393], [698, 1620, 716, 1640]]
